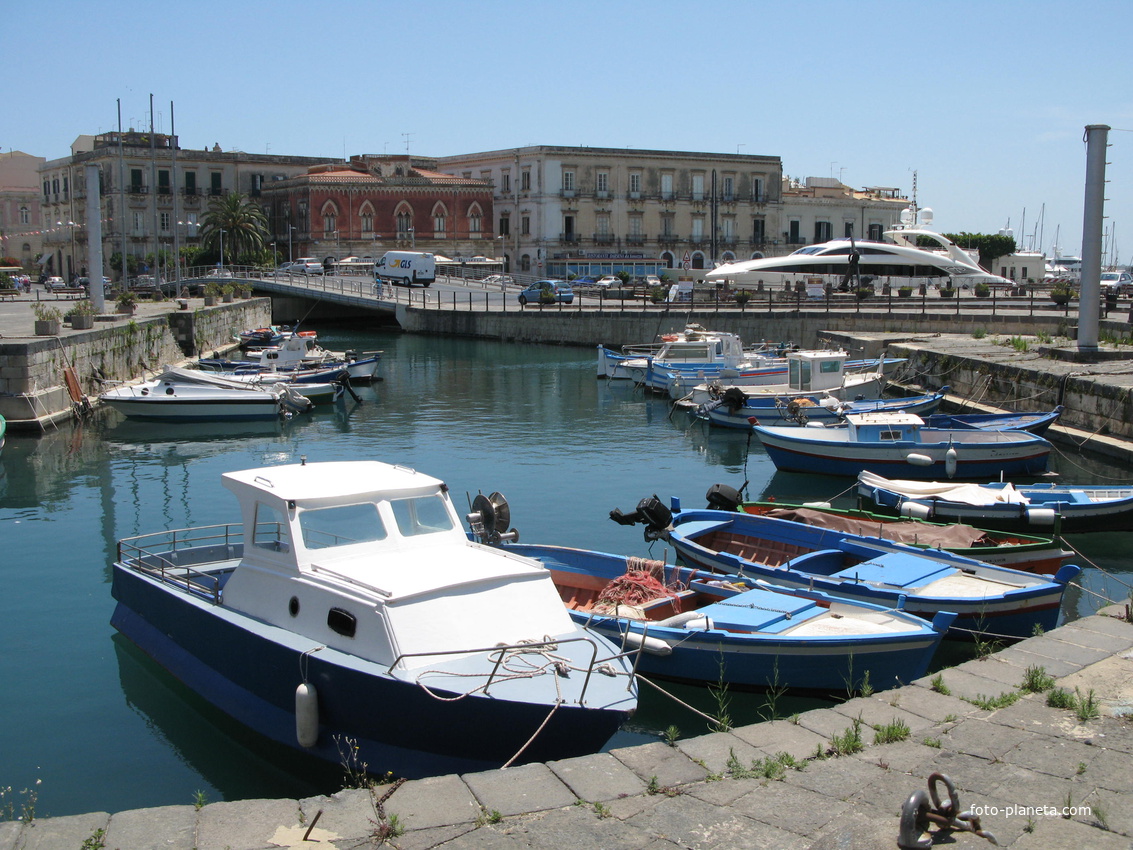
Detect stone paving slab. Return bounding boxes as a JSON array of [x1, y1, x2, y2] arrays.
[[830, 694, 938, 736], [730, 718, 827, 761], [674, 730, 765, 774], [1048, 622, 1133, 654], [462, 763, 577, 818], [915, 664, 1022, 703], [194, 798, 301, 850], [993, 644, 1087, 678], [546, 752, 648, 803], [296, 787, 377, 844], [383, 773, 482, 829], [104, 804, 197, 850], [15, 812, 109, 850], [0, 822, 20, 850], [608, 740, 709, 788], [874, 678, 979, 723]]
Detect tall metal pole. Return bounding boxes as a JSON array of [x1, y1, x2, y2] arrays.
[[150, 94, 159, 283], [117, 100, 127, 285], [86, 164, 106, 313], [1078, 124, 1109, 353], [171, 100, 179, 287]]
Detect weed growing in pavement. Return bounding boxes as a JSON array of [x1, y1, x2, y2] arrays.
[[873, 718, 911, 745], [1020, 664, 1056, 694]]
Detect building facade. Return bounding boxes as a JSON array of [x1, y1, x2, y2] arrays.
[[261, 155, 496, 263], [780, 177, 908, 246], [38, 132, 336, 282], [0, 151, 46, 270]]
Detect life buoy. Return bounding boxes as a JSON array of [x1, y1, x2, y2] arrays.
[[661, 334, 679, 342]]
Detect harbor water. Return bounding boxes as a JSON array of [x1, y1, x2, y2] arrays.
[[1, 327, 1128, 819]]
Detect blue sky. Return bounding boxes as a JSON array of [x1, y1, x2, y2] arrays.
[[13, 0, 1132, 262]]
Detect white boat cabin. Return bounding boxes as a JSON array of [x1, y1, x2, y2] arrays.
[[843, 412, 925, 442], [787, 350, 850, 392], [218, 461, 575, 671]]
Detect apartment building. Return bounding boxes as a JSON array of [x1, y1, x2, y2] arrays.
[[0, 151, 46, 269], [38, 132, 336, 281]]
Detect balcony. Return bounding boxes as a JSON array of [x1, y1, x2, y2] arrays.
[[157, 186, 172, 196], [559, 233, 580, 244], [625, 234, 647, 246], [560, 189, 575, 198], [657, 233, 681, 246], [127, 185, 148, 194], [592, 233, 616, 246], [208, 187, 225, 197], [182, 186, 197, 196]]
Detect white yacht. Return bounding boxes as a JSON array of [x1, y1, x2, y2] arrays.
[[706, 207, 1012, 291]]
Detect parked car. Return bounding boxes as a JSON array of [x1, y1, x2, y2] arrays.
[[595, 275, 619, 288], [518, 280, 574, 305], [292, 258, 323, 274], [483, 274, 515, 287], [572, 275, 598, 287], [43, 276, 66, 291], [644, 274, 663, 288], [205, 268, 234, 279], [1100, 271, 1133, 295]]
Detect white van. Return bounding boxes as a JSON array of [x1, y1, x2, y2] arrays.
[[375, 251, 436, 287]]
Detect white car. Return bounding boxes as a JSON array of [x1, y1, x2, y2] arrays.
[[644, 274, 662, 288], [292, 258, 324, 274], [43, 276, 66, 290], [595, 275, 619, 288], [1099, 271, 1133, 295]]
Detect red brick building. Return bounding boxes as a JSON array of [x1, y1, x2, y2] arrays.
[[264, 154, 496, 263]]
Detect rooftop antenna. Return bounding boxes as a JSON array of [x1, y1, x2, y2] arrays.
[[402, 132, 413, 156]]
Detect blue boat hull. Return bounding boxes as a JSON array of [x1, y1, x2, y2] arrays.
[[703, 392, 945, 429], [509, 544, 946, 693], [110, 565, 631, 777]]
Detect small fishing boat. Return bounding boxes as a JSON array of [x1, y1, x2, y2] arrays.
[[161, 366, 347, 406], [206, 335, 383, 383], [110, 462, 638, 778], [753, 411, 1052, 479], [856, 471, 1133, 534], [706, 486, 1070, 574], [99, 372, 313, 421], [697, 388, 946, 429], [498, 543, 951, 693], [596, 324, 787, 380], [610, 496, 1079, 639], [921, 406, 1063, 436]]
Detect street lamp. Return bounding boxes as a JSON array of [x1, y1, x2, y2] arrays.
[[219, 228, 226, 271], [496, 235, 506, 274], [288, 225, 297, 263]]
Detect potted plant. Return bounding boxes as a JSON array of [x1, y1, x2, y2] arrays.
[[897, 285, 913, 298], [32, 303, 63, 335], [221, 283, 236, 303], [974, 283, 991, 298], [115, 290, 138, 315], [1049, 282, 1074, 305], [69, 299, 96, 329], [203, 282, 220, 306], [856, 283, 873, 299], [649, 285, 668, 304], [538, 287, 557, 306], [939, 286, 956, 298], [733, 291, 751, 308]]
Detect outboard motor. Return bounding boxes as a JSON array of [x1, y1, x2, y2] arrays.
[[609, 495, 673, 541], [720, 386, 748, 414], [705, 483, 742, 512]]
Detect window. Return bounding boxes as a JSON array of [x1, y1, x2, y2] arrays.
[[596, 214, 610, 236], [253, 503, 291, 553], [361, 213, 374, 234], [397, 211, 412, 235], [468, 212, 481, 235], [752, 217, 766, 243], [250, 173, 263, 196], [722, 217, 734, 240], [501, 171, 511, 193], [323, 213, 336, 235], [300, 503, 386, 550], [521, 169, 531, 191], [629, 216, 642, 237], [499, 215, 510, 236], [629, 173, 641, 194], [132, 212, 144, 232], [752, 177, 764, 202], [562, 170, 575, 192], [184, 172, 196, 195], [692, 174, 704, 200], [661, 215, 674, 237], [844, 221, 855, 238], [661, 173, 673, 199], [390, 495, 454, 537], [722, 176, 734, 201], [160, 212, 170, 232], [691, 218, 704, 240], [596, 172, 609, 193], [158, 170, 171, 195], [788, 220, 802, 244], [521, 215, 530, 235], [130, 169, 144, 191], [868, 223, 883, 240], [62, 176, 68, 199], [434, 213, 446, 236], [19, 206, 29, 225], [814, 221, 832, 243]]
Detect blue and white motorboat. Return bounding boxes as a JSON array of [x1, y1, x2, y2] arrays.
[[110, 461, 638, 778], [856, 471, 1133, 534], [204, 335, 383, 383], [611, 497, 1079, 640], [99, 370, 314, 421], [497, 542, 951, 693], [752, 411, 1052, 479], [697, 388, 947, 429], [596, 324, 787, 380]]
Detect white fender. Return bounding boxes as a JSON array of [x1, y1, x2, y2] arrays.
[[899, 501, 932, 520], [295, 682, 319, 748], [1024, 507, 1057, 526], [905, 453, 934, 466], [945, 446, 958, 479], [620, 631, 673, 656]]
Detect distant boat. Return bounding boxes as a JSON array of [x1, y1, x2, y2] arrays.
[[856, 471, 1133, 534], [210, 335, 383, 383], [499, 542, 952, 693], [694, 386, 947, 430], [611, 497, 1079, 640], [752, 411, 1052, 479], [99, 371, 313, 421], [921, 406, 1063, 437]]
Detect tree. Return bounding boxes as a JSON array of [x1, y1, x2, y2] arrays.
[[199, 192, 269, 263], [932, 232, 1017, 270]]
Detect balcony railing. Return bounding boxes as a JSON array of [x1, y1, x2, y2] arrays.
[[625, 234, 647, 246], [559, 233, 580, 243], [128, 185, 148, 194], [592, 233, 616, 246]]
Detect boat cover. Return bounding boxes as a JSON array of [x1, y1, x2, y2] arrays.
[[858, 472, 1031, 506]]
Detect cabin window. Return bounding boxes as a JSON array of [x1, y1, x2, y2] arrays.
[[300, 503, 387, 550], [327, 608, 357, 638], [879, 430, 903, 441], [253, 503, 291, 553], [820, 361, 842, 374], [390, 495, 455, 538]]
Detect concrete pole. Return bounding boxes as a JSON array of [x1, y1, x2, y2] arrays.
[[1078, 123, 1109, 353], [86, 164, 106, 313]]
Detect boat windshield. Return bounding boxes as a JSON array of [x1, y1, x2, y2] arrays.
[[389, 494, 455, 537], [300, 503, 388, 550]]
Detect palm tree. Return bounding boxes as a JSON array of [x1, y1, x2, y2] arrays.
[[199, 193, 269, 263]]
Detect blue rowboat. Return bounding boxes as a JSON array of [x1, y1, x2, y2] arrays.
[[611, 497, 1079, 640], [752, 411, 1051, 479], [698, 388, 947, 429], [921, 406, 1063, 436], [497, 542, 951, 694]]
